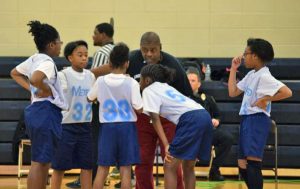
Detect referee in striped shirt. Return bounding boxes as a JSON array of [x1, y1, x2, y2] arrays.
[[91, 23, 114, 68]]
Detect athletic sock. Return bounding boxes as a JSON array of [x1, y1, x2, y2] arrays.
[[247, 160, 263, 189], [239, 167, 249, 188]]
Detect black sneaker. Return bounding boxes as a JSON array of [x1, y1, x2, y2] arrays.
[[209, 170, 225, 181], [65, 178, 81, 188], [114, 181, 121, 189], [114, 179, 136, 188], [104, 179, 110, 186]]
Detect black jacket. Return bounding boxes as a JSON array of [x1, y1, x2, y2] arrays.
[[191, 92, 221, 122]]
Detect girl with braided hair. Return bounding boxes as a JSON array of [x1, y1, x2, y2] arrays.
[[10, 20, 67, 189], [139, 64, 213, 189]]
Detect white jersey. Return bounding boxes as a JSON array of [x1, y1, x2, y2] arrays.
[[142, 82, 204, 125], [58, 67, 95, 123], [237, 66, 284, 116], [87, 73, 143, 123], [16, 53, 68, 110]]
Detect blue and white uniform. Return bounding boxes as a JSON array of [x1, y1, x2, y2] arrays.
[[237, 66, 284, 158], [16, 53, 67, 163], [52, 67, 95, 170], [87, 73, 143, 166], [142, 82, 213, 161]]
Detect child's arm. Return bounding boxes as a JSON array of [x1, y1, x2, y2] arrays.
[[29, 70, 53, 97], [228, 56, 243, 97], [255, 85, 292, 110], [149, 112, 173, 162], [10, 68, 30, 91], [91, 64, 112, 78], [87, 97, 97, 103], [87, 80, 99, 103]]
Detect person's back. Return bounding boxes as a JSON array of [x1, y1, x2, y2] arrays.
[[97, 74, 139, 123], [140, 64, 213, 189], [142, 81, 202, 125], [88, 43, 143, 189]]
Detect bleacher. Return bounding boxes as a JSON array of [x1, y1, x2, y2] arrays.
[[0, 57, 300, 172]]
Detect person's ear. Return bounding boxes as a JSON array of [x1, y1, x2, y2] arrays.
[[49, 42, 55, 49], [197, 82, 201, 89], [67, 55, 73, 63], [125, 61, 129, 68], [145, 76, 152, 85], [108, 61, 113, 68]]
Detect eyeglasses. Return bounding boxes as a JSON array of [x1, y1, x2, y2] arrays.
[[54, 40, 63, 45]]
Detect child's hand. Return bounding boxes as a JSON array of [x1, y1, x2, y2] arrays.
[[231, 55, 243, 71], [212, 118, 220, 128], [164, 144, 174, 163], [253, 96, 270, 110]]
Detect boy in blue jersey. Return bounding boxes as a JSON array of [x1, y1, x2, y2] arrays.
[[88, 43, 143, 189], [10, 20, 67, 189], [139, 64, 213, 189], [51, 40, 95, 189], [228, 38, 292, 189]]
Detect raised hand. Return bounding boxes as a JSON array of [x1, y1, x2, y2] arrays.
[[231, 55, 243, 71]]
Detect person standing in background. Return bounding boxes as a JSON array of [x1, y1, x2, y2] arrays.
[[127, 32, 192, 189], [91, 23, 114, 68]]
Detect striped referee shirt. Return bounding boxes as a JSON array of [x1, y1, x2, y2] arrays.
[[91, 43, 114, 68]]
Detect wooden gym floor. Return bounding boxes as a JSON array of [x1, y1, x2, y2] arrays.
[[1, 166, 300, 188], [0, 175, 300, 189]]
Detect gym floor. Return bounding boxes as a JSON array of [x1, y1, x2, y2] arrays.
[[1, 175, 300, 189]]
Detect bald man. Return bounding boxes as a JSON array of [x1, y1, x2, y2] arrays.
[[127, 32, 192, 189]]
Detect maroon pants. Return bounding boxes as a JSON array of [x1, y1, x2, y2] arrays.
[[135, 114, 184, 189]]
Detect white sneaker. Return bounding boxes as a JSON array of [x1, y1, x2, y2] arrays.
[[131, 179, 136, 187], [110, 167, 120, 178]]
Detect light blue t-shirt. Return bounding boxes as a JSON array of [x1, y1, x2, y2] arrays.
[[237, 67, 284, 116]]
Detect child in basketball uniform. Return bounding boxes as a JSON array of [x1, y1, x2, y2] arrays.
[[51, 40, 95, 189], [10, 20, 67, 189], [87, 43, 143, 189], [228, 38, 292, 189], [139, 64, 213, 189]]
